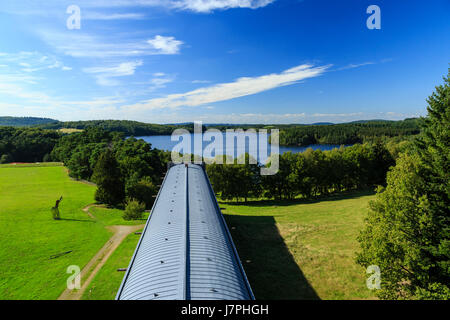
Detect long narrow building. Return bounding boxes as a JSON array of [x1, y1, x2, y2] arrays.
[[116, 163, 254, 300]]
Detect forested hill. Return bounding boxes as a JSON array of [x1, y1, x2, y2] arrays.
[[38, 120, 198, 136], [277, 118, 421, 146], [0, 117, 58, 127], [2, 117, 421, 143]]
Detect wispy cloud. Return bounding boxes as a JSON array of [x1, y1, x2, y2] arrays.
[[0, 0, 274, 16], [38, 31, 184, 58], [83, 60, 144, 86], [0, 51, 71, 73], [171, 0, 275, 13], [335, 62, 375, 71], [149, 77, 174, 91], [83, 12, 147, 20], [133, 73, 175, 91], [311, 112, 364, 117], [101, 111, 415, 125], [124, 64, 330, 111], [0, 71, 126, 119], [192, 80, 211, 84]]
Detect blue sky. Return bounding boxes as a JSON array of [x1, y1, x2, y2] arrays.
[[0, 0, 448, 124]]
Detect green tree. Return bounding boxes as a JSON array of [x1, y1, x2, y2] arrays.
[[125, 175, 158, 209], [262, 152, 297, 200], [123, 199, 146, 221], [357, 70, 450, 299], [92, 149, 125, 206], [0, 153, 13, 164]]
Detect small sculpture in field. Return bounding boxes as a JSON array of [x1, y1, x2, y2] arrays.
[[51, 196, 63, 220]]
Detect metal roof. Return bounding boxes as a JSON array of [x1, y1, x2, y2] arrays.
[[116, 163, 254, 300]]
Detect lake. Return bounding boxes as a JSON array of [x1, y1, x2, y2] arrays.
[[137, 133, 346, 164]]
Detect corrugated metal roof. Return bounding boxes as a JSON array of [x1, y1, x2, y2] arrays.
[[116, 163, 254, 300]]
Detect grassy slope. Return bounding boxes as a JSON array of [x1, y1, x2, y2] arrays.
[[82, 230, 143, 300], [89, 207, 148, 226], [81, 191, 376, 300], [222, 191, 377, 300], [0, 165, 143, 300], [0, 162, 63, 168]]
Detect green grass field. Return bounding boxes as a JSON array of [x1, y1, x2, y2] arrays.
[[89, 207, 148, 227], [221, 191, 377, 300], [0, 164, 143, 300], [0, 163, 377, 300], [81, 190, 377, 300], [0, 162, 63, 168], [82, 230, 143, 300]]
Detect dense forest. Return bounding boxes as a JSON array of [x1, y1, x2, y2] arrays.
[[0, 116, 58, 127], [277, 118, 421, 146], [206, 141, 401, 202], [0, 123, 404, 204], [50, 127, 170, 208], [0, 127, 61, 163], [38, 120, 198, 136]]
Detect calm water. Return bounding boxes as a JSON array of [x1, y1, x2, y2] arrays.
[[137, 133, 345, 164]]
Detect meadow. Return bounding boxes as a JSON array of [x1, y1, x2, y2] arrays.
[[0, 163, 377, 300], [82, 230, 143, 300], [221, 191, 377, 300], [0, 164, 144, 300], [82, 190, 377, 300]]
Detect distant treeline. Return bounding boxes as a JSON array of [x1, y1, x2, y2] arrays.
[[206, 140, 408, 202], [0, 127, 60, 163], [277, 119, 421, 146], [1, 124, 410, 206], [39, 120, 198, 136], [0, 116, 58, 127], [1, 117, 421, 146]]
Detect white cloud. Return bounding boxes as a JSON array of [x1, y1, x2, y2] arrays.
[[0, 79, 52, 102], [171, 0, 275, 13], [83, 60, 143, 86], [147, 35, 183, 54], [335, 62, 375, 71], [311, 112, 364, 117], [123, 64, 330, 111], [0, 1, 274, 15], [149, 77, 174, 91], [132, 73, 175, 92], [83, 12, 146, 20], [192, 80, 211, 84], [111, 111, 416, 125], [0, 71, 127, 119], [38, 31, 184, 58], [0, 51, 70, 73]]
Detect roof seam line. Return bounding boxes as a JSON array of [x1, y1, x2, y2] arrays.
[[184, 164, 190, 300]]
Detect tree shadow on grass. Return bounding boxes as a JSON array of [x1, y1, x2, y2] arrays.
[[221, 189, 376, 208], [224, 214, 320, 300], [58, 218, 96, 223]]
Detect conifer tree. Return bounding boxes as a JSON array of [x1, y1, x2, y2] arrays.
[[92, 149, 125, 206], [357, 69, 449, 299]]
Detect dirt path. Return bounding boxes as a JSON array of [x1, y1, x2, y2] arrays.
[[82, 204, 102, 220], [58, 205, 145, 300]]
